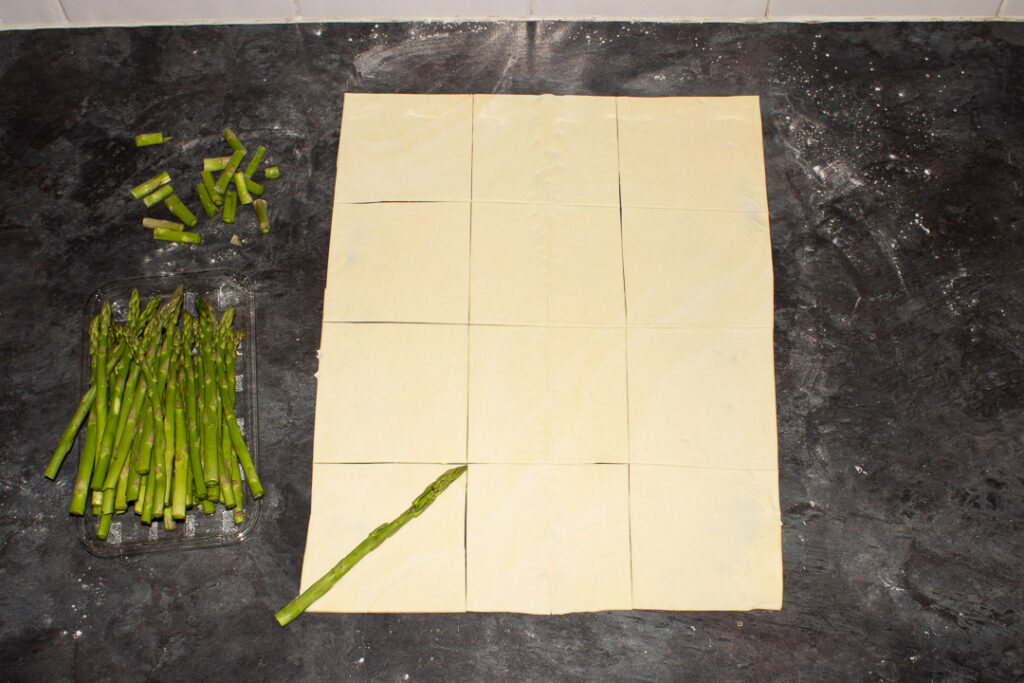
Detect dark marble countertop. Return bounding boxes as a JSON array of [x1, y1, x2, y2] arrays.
[[1, 20, 1022, 681]]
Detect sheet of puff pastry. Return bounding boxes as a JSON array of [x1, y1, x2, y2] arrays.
[[621, 208, 773, 329], [630, 466, 782, 611], [472, 94, 620, 207], [306, 93, 782, 613], [300, 463, 467, 613], [312, 322, 468, 464], [627, 327, 778, 471], [333, 93, 472, 203], [323, 202, 470, 324], [466, 464, 633, 614], [617, 96, 769, 214], [469, 203, 625, 327], [467, 325, 628, 465]]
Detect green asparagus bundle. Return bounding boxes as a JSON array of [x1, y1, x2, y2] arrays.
[[45, 286, 263, 540]]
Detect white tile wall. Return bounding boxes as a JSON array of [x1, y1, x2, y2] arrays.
[[531, 0, 768, 17], [1001, 0, 1024, 17], [60, 0, 295, 25], [0, 0, 1017, 29], [0, 0, 66, 26], [769, 0, 1002, 17], [298, 0, 526, 18]]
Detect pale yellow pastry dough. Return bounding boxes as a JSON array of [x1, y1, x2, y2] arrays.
[[465, 464, 548, 613], [323, 202, 470, 323], [312, 322, 467, 464], [466, 464, 632, 614], [468, 325, 628, 464], [622, 208, 773, 328], [469, 203, 625, 326], [630, 465, 782, 610], [334, 93, 472, 202], [304, 93, 782, 614], [617, 96, 769, 213], [473, 94, 619, 207], [301, 463, 467, 613], [627, 327, 778, 470]]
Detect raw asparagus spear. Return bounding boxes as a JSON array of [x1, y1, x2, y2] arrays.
[[69, 317, 101, 516], [196, 302, 221, 491], [89, 345, 132, 490], [94, 304, 112, 473], [274, 465, 468, 626], [181, 317, 206, 499], [212, 315, 262, 499], [44, 385, 96, 480], [171, 365, 189, 519]]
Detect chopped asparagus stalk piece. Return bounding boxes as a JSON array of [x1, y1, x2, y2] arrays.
[[230, 234, 242, 246], [203, 156, 232, 172], [153, 228, 202, 244], [142, 217, 185, 230], [195, 183, 218, 218], [244, 145, 266, 177], [200, 170, 223, 206], [253, 199, 270, 234], [222, 191, 238, 224], [135, 132, 171, 147], [142, 184, 175, 208], [222, 127, 246, 154], [243, 176, 264, 197], [264, 166, 280, 179], [164, 194, 199, 228], [233, 172, 253, 205], [214, 150, 246, 194], [274, 465, 468, 626], [129, 171, 171, 199]]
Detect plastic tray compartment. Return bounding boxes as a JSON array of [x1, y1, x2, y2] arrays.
[[78, 270, 261, 556]]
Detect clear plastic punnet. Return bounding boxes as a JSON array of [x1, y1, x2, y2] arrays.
[[77, 270, 261, 556]]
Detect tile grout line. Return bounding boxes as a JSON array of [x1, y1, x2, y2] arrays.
[[463, 95, 476, 610], [615, 98, 635, 609]]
